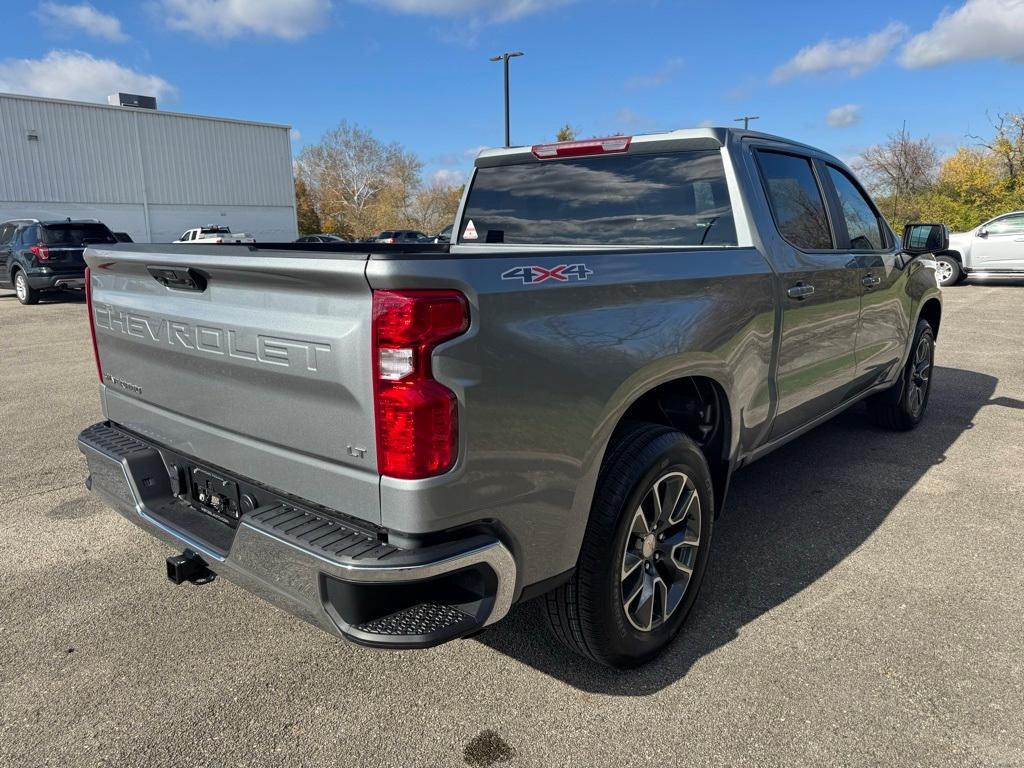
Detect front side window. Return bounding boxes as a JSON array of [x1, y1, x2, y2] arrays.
[[757, 151, 833, 250], [986, 213, 1024, 235], [827, 166, 885, 250], [459, 149, 738, 246]]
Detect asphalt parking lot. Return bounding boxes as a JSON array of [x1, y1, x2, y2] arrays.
[[1, 283, 1022, 768]]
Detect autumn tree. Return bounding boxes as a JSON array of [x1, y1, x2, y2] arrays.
[[971, 112, 1024, 186], [410, 181, 464, 234], [296, 121, 423, 239], [294, 176, 321, 235], [555, 124, 577, 142]]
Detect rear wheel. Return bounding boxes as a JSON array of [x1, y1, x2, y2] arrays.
[[934, 255, 961, 287], [14, 271, 38, 305], [543, 423, 714, 668], [867, 319, 935, 431]]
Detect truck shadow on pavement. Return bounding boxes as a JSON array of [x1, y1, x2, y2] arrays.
[[477, 365, 1012, 695]]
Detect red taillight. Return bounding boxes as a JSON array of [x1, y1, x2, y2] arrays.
[[372, 290, 469, 479], [84, 267, 103, 383], [531, 135, 632, 160], [30, 243, 50, 261]]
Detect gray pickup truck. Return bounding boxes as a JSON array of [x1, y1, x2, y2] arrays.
[[78, 128, 945, 668]]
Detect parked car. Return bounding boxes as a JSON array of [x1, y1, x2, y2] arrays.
[[113, 232, 134, 243], [295, 234, 347, 243], [370, 229, 430, 244], [0, 218, 116, 305], [174, 226, 255, 244], [433, 224, 453, 244], [935, 211, 1024, 286], [78, 127, 944, 668]]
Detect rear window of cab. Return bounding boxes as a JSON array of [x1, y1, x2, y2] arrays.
[[459, 150, 737, 247]]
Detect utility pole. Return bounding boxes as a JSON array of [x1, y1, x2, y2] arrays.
[[734, 115, 760, 130], [489, 51, 524, 147]]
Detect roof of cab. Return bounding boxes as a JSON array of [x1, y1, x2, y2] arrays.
[[473, 126, 835, 168]]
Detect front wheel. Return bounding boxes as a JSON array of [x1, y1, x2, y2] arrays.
[[867, 319, 935, 431], [934, 255, 961, 287], [543, 423, 714, 668]]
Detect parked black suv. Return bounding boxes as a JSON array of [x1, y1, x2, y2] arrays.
[[0, 219, 117, 305]]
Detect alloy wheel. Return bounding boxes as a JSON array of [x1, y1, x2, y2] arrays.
[[907, 334, 933, 417], [936, 260, 954, 285], [620, 471, 701, 632], [15, 273, 27, 302]]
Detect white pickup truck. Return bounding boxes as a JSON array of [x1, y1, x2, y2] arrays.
[[934, 210, 1024, 286], [174, 226, 255, 245]]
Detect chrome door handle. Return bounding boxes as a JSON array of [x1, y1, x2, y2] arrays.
[[787, 283, 815, 299], [862, 274, 882, 288]]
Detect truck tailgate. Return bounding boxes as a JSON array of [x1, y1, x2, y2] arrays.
[[84, 244, 380, 524]]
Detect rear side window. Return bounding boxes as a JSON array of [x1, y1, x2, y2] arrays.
[[826, 166, 885, 250], [42, 224, 116, 246], [757, 151, 833, 250], [0, 224, 14, 245], [459, 150, 737, 246]]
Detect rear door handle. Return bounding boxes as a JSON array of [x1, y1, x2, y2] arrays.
[[786, 283, 815, 299], [862, 274, 882, 288]]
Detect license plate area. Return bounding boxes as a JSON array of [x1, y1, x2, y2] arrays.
[[185, 466, 242, 524]]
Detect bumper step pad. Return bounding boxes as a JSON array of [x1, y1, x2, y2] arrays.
[[355, 603, 474, 638]]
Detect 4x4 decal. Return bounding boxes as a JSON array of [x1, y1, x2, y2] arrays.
[[501, 263, 593, 284]]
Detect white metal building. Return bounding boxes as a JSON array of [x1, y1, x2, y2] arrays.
[[0, 92, 297, 242]]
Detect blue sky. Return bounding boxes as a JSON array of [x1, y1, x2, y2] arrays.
[[3, 0, 1024, 184]]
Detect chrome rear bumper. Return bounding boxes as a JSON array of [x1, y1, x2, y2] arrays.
[[78, 422, 516, 648]]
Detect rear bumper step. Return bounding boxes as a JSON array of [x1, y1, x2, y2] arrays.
[[78, 421, 516, 648]]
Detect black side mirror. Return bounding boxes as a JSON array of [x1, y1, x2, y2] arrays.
[[901, 223, 949, 257]]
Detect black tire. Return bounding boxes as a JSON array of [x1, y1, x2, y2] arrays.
[[13, 270, 38, 305], [543, 422, 714, 668], [866, 319, 935, 431], [934, 255, 961, 287]]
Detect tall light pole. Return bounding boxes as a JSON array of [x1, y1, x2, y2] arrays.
[[734, 115, 760, 130], [489, 51, 523, 148]]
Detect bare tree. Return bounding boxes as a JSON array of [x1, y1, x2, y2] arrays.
[[855, 124, 940, 221], [410, 182, 464, 235], [296, 121, 422, 239], [969, 112, 1024, 184]]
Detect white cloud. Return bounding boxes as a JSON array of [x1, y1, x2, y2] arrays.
[[161, 0, 330, 40], [697, 119, 716, 128], [625, 57, 684, 90], [771, 22, 908, 82], [826, 104, 861, 127], [464, 145, 488, 157], [901, 0, 1024, 68], [432, 168, 465, 186], [290, 128, 302, 142], [0, 50, 174, 103], [365, 0, 572, 22], [37, 3, 127, 41]]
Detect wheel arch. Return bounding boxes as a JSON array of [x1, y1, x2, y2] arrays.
[[918, 297, 942, 339], [603, 374, 734, 517], [934, 249, 962, 265]]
